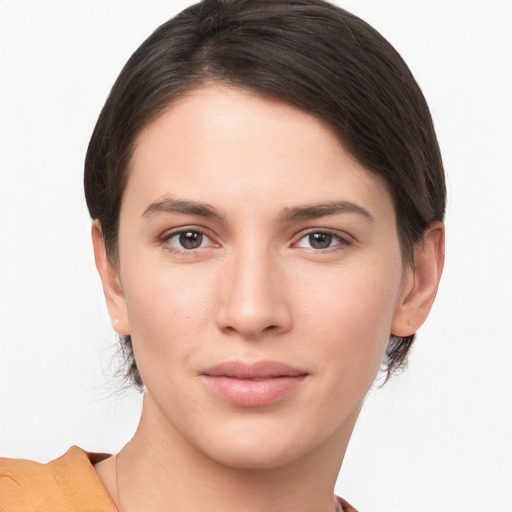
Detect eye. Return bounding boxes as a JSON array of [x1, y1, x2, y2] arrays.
[[164, 229, 215, 251], [294, 231, 351, 251]]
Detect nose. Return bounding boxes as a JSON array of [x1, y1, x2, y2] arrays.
[[216, 246, 292, 339]]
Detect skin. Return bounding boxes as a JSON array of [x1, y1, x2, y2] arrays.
[[93, 85, 444, 512]]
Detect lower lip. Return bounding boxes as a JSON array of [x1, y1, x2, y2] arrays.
[[202, 375, 307, 407]]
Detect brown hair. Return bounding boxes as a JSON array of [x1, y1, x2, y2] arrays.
[[84, 0, 445, 387]]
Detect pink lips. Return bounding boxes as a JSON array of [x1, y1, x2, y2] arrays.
[[201, 361, 308, 407]]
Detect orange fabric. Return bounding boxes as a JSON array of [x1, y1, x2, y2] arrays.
[[0, 446, 357, 512], [337, 495, 358, 512], [0, 446, 116, 512]]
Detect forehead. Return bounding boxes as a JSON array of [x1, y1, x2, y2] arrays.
[[124, 85, 395, 223]]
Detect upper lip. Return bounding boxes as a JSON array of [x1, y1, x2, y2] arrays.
[[201, 360, 308, 379]]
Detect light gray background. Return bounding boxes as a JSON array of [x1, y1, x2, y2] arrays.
[[1, 1, 511, 510]]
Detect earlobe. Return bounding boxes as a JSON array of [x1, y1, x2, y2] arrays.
[[391, 222, 445, 337], [91, 221, 130, 336]]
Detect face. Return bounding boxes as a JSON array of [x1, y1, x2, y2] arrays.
[[105, 85, 414, 469]]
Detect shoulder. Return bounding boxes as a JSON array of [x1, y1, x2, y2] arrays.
[[0, 446, 117, 512], [337, 495, 358, 512]]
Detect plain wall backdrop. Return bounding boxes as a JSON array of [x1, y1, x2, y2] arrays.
[[1, 1, 511, 511]]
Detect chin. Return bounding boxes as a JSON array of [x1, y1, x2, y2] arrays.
[[207, 441, 308, 471], [191, 418, 338, 472]]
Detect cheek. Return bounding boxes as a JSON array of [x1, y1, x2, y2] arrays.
[[120, 241, 403, 395], [120, 257, 218, 370], [292, 259, 402, 379]]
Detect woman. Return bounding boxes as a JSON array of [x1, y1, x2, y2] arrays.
[[0, 0, 445, 510]]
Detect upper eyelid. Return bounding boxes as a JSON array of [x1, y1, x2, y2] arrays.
[[162, 225, 214, 238], [292, 227, 353, 243], [160, 226, 219, 247]]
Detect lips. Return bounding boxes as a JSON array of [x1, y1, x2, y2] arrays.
[[201, 360, 308, 407]]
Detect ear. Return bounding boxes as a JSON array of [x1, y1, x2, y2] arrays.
[[91, 220, 130, 336], [391, 221, 445, 337]]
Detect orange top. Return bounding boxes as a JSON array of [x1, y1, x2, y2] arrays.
[[0, 446, 357, 512], [0, 446, 116, 512]]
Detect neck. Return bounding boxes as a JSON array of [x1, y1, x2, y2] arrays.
[[115, 393, 358, 512]]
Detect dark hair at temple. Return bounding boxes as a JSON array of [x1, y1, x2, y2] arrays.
[[84, 0, 446, 387]]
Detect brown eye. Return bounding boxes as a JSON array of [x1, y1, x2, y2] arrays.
[[178, 231, 203, 249], [308, 232, 333, 249], [164, 229, 218, 254], [294, 230, 351, 251]]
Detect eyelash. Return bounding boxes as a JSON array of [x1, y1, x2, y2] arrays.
[[160, 227, 218, 255], [292, 229, 353, 252], [159, 227, 353, 255]]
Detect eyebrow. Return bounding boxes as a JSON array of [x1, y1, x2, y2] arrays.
[[142, 197, 223, 219], [142, 196, 374, 223], [279, 201, 375, 222]]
